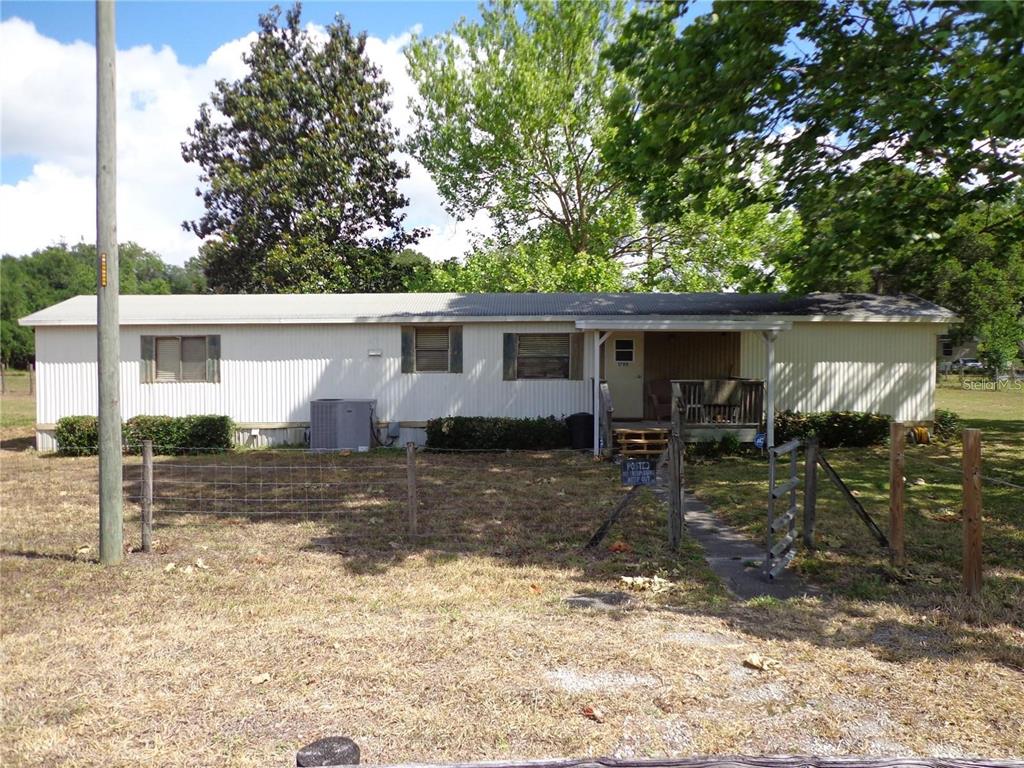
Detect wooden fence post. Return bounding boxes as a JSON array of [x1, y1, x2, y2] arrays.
[[28, 363, 34, 396], [406, 442, 418, 537], [141, 440, 153, 553], [803, 437, 817, 549], [889, 422, 906, 567], [962, 428, 982, 598], [667, 437, 682, 551], [0, 363, 5, 394]]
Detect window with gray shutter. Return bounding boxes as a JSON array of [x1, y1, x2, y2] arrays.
[[516, 333, 571, 379], [149, 335, 220, 383], [414, 327, 451, 372], [181, 337, 208, 381]]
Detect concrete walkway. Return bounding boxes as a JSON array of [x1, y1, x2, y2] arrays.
[[680, 490, 818, 600], [648, 471, 817, 599]]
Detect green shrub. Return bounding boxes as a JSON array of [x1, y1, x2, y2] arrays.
[[55, 416, 99, 454], [718, 432, 742, 455], [124, 414, 234, 454], [933, 408, 963, 441], [774, 410, 889, 448], [426, 416, 571, 450]]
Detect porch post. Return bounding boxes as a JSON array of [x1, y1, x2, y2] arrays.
[[592, 330, 600, 455], [591, 331, 610, 456], [763, 330, 777, 448]]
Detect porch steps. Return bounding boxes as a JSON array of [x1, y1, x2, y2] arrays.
[[613, 426, 670, 458]]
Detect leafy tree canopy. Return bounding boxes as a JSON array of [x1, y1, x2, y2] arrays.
[[183, 3, 422, 294], [606, 0, 1024, 288], [412, 227, 626, 293], [1, 243, 203, 367], [634, 186, 804, 293], [407, 0, 654, 262]]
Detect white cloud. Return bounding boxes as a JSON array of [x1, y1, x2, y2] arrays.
[[0, 17, 486, 267]]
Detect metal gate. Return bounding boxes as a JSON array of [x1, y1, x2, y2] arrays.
[[765, 438, 802, 579]]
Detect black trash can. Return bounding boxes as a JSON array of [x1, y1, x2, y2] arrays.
[[566, 411, 594, 450]]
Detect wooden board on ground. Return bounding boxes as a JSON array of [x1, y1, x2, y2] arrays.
[[613, 426, 670, 458]]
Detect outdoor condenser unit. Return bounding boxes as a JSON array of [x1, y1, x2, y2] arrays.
[[309, 398, 376, 451]]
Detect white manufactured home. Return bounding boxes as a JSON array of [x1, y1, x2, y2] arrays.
[[20, 292, 956, 453]]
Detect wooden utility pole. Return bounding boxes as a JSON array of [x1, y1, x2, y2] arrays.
[[962, 428, 982, 598], [96, 0, 123, 565], [888, 422, 905, 567]]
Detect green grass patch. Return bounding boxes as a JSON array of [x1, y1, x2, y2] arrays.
[[689, 386, 1023, 622]]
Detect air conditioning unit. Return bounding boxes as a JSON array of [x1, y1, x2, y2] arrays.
[[310, 398, 376, 451]]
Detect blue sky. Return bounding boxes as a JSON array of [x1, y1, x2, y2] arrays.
[[0, 2, 709, 265], [0, 1, 490, 263], [1, 1, 477, 69], [1, 1, 477, 185]]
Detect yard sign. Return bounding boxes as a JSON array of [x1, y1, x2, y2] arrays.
[[621, 458, 657, 486]]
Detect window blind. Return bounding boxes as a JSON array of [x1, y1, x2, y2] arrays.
[[415, 327, 450, 372], [155, 337, 181, 381]]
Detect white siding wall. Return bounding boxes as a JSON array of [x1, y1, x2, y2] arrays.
[[740, 323, 939, 422], [35, 322, 595, 428]]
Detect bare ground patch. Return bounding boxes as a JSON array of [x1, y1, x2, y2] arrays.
[[2, 446, 1022, 766]]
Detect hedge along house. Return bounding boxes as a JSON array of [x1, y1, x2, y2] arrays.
[[20, 292, 957, 454]]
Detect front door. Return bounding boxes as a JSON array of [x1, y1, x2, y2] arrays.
[[604, 332, 644, 419]]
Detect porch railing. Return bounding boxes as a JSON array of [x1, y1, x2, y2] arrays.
[[671, 379, 764, 426]]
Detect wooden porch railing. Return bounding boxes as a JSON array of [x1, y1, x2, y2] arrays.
[[671, 379, 764, 426]]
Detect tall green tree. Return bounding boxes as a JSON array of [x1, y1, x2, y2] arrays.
[[407, 0, 654, 264], [606, 0, 1024, 289], [634, 187, 804, 292], [415, 227, 626, 293], [183, 3, 422, 293], [1, 243, 202, 367]]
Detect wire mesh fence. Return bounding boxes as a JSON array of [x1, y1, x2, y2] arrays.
[[120, 445, 636, 549]]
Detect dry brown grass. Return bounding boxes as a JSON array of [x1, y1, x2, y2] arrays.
[[2, 419, 1023, 765]]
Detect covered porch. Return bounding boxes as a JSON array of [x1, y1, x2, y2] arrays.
[[578, 318, 791, 455]]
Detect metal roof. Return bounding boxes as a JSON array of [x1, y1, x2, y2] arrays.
[[19, 292, 957, 327]]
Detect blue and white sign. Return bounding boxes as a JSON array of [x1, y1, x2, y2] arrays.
[[621, 458, 657, 486], [754, 432, 767, 450]]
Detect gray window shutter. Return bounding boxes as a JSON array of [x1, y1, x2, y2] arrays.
[[569, 332, 584, 380], [502, 333, 518, 381], [140, 335, 155, 383], [206, 335, 221, 383], [449, 325, 463, 373], [401, 326, 415, 373]]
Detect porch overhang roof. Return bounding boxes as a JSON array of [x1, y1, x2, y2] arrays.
[[574, 317, 793, 332]]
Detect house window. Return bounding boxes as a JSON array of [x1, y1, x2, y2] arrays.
[[614, 338, 634, 363], [142, 335, 220, 383], [156, 336, 210, 382], [401, 325, 463, 373], [940, 336, 953, 357], [516, 333, 571, 379], [415, 327, 451, 372]]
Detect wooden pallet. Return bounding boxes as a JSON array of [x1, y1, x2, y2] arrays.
[[613, 427, 670, 458]]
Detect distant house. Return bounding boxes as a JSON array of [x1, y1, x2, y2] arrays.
[[936, 334, 979, 369], [20, 292, 957, 453]]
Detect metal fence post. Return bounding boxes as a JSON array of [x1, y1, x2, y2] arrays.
[[803, 437, 817, 549], [889, 422, 906, 567], [142, 440, 153, 552], [962, 428, 982, 598], [406, 442, 418, 536]]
